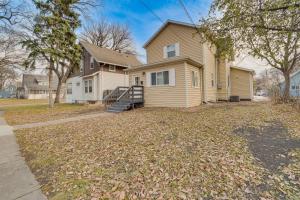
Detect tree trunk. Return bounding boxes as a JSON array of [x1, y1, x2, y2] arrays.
[[54, 78, 62, 104], [48, 67, 54, 108], [282, 71, 291, 102]]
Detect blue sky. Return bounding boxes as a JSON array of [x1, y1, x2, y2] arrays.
[[85, 0, 213, 62]]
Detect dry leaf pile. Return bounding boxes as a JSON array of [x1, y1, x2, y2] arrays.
[[4, 104, 104, 125], [15, 102, 300, 199]]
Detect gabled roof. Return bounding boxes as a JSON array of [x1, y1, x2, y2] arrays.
[[230, 66, 256, 74], [22, 74, 58, 91], [80, 41, 142, 68], [125, 56, 203, 72], [143, 20, 196, 48]]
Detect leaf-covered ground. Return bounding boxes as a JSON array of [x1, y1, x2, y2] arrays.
[[15, 102, 300, 199], [0, 98, 48, 106], [4, 103, 104, 125]]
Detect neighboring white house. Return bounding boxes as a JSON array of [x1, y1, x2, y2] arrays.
[[65, 41, 141, 103], [17, 74, 60, 99]]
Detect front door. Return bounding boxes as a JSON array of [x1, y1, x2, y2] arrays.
[[133, 76, 141, 86]]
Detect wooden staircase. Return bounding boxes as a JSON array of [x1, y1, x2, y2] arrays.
[[103, 86, 144, 113]]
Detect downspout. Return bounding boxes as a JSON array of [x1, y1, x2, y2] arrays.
[[201, 67, 205, 104], [184, 62, 189, 108], [100, 64, 103, 102], [202, 43, 207, 103]]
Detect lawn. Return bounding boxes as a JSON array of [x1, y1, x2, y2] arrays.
[[3, 103, 104, 125], [0, 98, 48, 106], [15, 102, 300, 199]]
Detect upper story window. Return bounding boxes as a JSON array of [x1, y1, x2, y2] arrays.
[[80, 59, 83, 72], [192, 71, 200, 88], [167, 44, 176, 58], [109, 65, 116, 72], [164, 43, 179, 59], [90, 57, 94, 69]]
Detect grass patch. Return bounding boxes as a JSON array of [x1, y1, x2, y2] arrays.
[[15, 102, 300, 199], [3, 103, 104, 125], [0, 98, 48, 106]]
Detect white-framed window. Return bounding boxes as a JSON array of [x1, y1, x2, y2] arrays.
[[151, 71, 169, 86], [164, 43, 179, 59], [67, 83, 72, 94], [192, 71, 200, 88], [166, 44, 176, 58], [211, 73, 215, 87], [84, 79, 93, 93], [76, 82, 80, 86], [109, 65, 116, 72], [292, 85, 300, 90], [90, 57, 94, 69], [80, 59, 83, 72]]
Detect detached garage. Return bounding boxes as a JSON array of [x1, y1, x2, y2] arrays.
[[230, 66, 254, 100]]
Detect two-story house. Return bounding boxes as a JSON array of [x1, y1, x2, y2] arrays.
[[126, 20, 254, 108], [66, 41, 142, 103]]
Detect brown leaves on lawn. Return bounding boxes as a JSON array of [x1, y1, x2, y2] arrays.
[[4, 104, 104, 125], [15, 102, 300, 199]]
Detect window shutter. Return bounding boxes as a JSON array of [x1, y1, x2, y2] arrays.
[[163, 46, 167, 59], [175, 43, 180, 56], [169, 68, 176, 86], [146, 72, 151, 87]]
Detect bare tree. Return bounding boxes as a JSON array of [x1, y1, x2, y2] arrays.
[[110, 23, 134, 53], [81, 19, 111, 47], [0, 33, 23, 89], [0, 0, 28, 30], [80, 20, 135, 53]]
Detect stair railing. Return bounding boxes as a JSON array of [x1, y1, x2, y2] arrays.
[[117, 85, 144, 105], [103, 86, 129, 108]]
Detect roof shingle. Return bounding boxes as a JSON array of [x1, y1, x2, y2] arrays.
[[80, 41, 142, 67]]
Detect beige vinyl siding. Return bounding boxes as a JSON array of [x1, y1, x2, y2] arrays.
[[217, 59, 230, 100], [101, 71, 129, 100], [146, 24, 203, 64], [203, 42, 217, 102], [129, 63, 187, 107], [230, 68, 252, 99], [186, 63, 202, 107]]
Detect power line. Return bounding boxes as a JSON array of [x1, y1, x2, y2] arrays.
[[178, 0, 197, 27], [177, 0, 202, 36], [138, 0, 192, 47], [139, 0, 164, 23]]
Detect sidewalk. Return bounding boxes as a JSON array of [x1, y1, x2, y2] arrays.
[[13, 112, 114, 130], [0, 111, 47, 200]]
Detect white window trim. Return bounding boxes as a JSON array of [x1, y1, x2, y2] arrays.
[[164, 43, 180, 59], [80, 59, 84, 72], [192, 70, 200, 88], [109, 65, 116, 72], [150, 70, 170, 87], [84, 79, 93, 93], [90, 57, 94, 69]]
